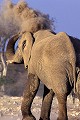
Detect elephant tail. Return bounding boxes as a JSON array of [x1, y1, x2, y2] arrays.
[[73, 63, 77, 93], [74, 71, 76, 93], [68, 61, 76, 93]]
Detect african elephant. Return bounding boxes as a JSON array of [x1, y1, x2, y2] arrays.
[[6, 29, 77, 120]]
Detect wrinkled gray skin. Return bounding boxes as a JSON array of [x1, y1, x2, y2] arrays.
[[6, 30, 78, 120]]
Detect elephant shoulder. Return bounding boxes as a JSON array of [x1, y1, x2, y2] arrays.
[[56, 32, 73, 45], [57, 32, 67, 36], [56, 32, 69, 40], [55, 32, 76, 58]]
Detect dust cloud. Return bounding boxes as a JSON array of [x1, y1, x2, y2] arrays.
[[0, 0, 54, 38]]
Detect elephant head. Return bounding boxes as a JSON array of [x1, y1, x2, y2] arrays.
[[19, 32, 34, 68], [6, 32, 34, 68]]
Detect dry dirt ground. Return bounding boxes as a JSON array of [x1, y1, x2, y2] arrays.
[[0, 84, 80, 120]]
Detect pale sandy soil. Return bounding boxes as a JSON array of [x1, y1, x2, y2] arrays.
[[0, 82, 80, 120], [0, 95, 80, 120]]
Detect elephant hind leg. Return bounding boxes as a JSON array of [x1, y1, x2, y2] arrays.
[[39, 85, 55, 120], [57, 94, 68, 120], [21, 73, 40, 120]]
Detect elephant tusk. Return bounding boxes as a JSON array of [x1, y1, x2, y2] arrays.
[[25, 65, 28, 69], [6, 60, 14, 65]]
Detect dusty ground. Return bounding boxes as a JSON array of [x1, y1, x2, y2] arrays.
[[0, 84, 80, 120]]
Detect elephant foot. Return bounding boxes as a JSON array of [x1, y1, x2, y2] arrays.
[[39, 117, 50, 120], [22, 115, 36, 120], [57, 117, 68, 120]]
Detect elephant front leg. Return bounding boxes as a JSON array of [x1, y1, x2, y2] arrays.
[[57, 94, 68, 120], [21, 73, 40, 120], [39, 85, 54, 120]]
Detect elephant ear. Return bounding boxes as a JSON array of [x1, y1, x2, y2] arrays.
[[20, 32, 34, 68]]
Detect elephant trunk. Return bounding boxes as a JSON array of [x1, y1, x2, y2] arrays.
[[6, 33, 22, 64]]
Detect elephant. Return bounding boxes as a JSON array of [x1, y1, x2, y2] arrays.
[[68, 36, 80, 102], [6, 28, 78, 120]]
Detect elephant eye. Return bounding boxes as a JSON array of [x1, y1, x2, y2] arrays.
[[22, 40, 26, 51]]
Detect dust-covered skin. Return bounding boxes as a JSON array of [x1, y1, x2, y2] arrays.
[[6, 29, 77, 120]]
